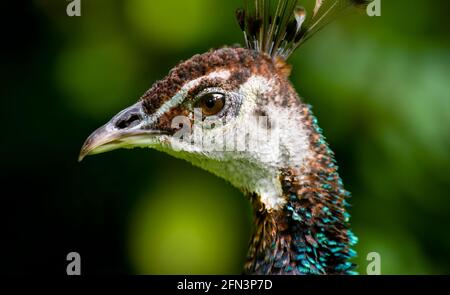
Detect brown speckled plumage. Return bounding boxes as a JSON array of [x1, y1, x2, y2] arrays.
[[141, 48, 261, 114]]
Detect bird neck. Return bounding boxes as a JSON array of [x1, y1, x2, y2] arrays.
[[243, 105, 358, 275]]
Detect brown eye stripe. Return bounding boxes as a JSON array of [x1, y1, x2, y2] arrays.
[[150, 108, 191, 135]]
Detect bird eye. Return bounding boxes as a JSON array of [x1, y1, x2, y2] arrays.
[[196, 92, 225, 116]]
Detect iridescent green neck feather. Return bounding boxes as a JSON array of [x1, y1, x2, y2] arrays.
[[244, 105, 357, 275]]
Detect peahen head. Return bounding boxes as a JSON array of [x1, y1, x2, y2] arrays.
[[79, 48, 307, 210], [79, 0, 369, 274]]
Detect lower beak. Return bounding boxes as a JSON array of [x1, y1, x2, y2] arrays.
[[78, 101, 160, 162]]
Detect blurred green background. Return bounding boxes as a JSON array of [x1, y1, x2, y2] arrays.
[[1, 0, 449, 274]]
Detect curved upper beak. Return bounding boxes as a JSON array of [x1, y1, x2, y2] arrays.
[[78, 101, 160, 162]]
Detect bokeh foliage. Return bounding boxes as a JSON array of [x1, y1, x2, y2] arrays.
[[1, 0, 449, 274]]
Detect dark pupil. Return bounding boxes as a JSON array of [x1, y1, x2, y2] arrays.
[[204, 95, 217, 109]]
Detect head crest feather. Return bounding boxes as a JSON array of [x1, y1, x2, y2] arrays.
[[236, 0, 370, 60]]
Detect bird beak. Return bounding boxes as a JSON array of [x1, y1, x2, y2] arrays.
[[78, 101, 161, 162]]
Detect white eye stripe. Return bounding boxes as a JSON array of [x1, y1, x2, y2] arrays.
[[146, 70, 231, 124]]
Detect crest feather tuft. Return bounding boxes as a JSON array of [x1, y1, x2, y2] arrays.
[[236, 0, 370, 60]]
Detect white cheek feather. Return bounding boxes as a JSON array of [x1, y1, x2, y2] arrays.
[[167, 75, 311, 211], [224, 76, 312, 210]]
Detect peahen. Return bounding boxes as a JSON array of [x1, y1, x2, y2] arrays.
[[79, 0, 369, 275]]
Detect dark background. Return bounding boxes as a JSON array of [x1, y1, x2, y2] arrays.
[[1, 0, 449, 274]]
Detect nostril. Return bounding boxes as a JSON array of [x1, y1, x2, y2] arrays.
[[115, 114, 141, 129]]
